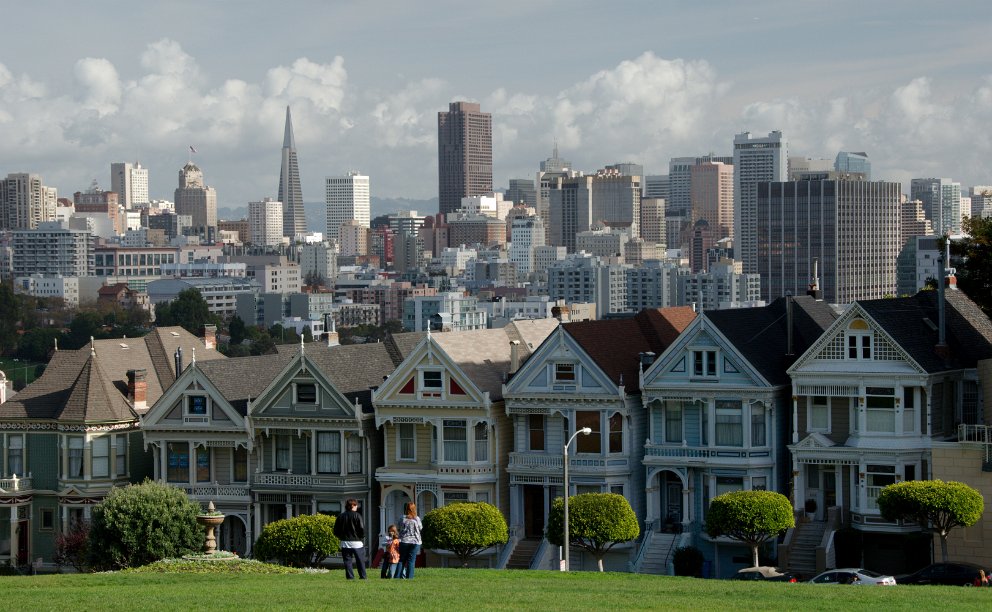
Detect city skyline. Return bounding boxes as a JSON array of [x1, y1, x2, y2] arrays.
[[0, 1, 989, 207]]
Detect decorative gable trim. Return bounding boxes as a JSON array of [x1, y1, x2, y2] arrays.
[[142, 364, 244, 429], [502, 326, 620, 402], [250, 351, 358, 422]]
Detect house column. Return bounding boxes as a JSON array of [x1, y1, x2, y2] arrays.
[[836, 464, 845, 515], [253, 502, 262, 539], [793, 462, 804, 511], [645, 478, 659, 528], [682, 482, 691, 527], [188, 441, 195, 484], [285, 499, 292, 519], [10, 509, 18, 556], [61, 506, 69, 533], [792, 397, 799, 444], [160, 443, 168, 481], [310, 430, 317, 476]]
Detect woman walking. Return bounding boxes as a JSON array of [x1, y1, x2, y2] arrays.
[[397, 501, 422, 579]]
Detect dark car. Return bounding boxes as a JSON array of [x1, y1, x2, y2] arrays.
[[897, 562, 988, 586], [733, 566, 799, 582]]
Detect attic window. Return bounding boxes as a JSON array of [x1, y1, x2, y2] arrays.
[[554, 363, 576, 382], [296, 383, 317, 404], [423, 371, 443, 389]]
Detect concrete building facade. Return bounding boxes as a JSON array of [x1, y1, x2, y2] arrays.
[[438, 101, 493, 217]]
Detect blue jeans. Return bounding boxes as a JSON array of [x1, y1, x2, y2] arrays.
[[398, 542, 421, 579], [341, 547, 366, 579]]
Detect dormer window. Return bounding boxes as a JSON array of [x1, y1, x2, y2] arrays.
[[846, 319, 872, 360], [188, 396, 207, 415], [296, 383, 317, 404], [692, 350, 717, 378], [423, 371, 443, 389], [554, 363, 576, 382]]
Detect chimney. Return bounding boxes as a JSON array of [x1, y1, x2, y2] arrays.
[[127, 369, 148, 412], [551, 299, 570, 323], [202, 324, 217, 350], [806, 258, 823, 300], [785, 293, 795, 357], [174, 347, 184, 374], [639, 352, 656, 371], [509, 340, 521, 374], [324, 313, 339, 347]]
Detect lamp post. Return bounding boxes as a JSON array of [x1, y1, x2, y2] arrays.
[[563, 426, 592, 572]]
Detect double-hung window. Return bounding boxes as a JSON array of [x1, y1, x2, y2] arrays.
[[865, 387, 896, 433], [167, 442, 189, 482], [398, 424, 415, 461], [317, 432, 341, 473], [715, 400, 743, 446], [528, 415, 545, 451], [693, 350, 717, 377], [808, 396, 829, 431], [275, 435, 291, 471], [443, 420, 468, 462], [92, 437, 110, 478], [346, 435, 362, 473], [68, 436, 84, 478], [575, 411, 601, 453], [665, 401, 683, 443], [474, 423, 489, 462], [115, 436, 127, 477]]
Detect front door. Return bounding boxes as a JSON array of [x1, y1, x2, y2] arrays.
[[823, 470, 837, 514], [17, 520, 28, 566], [523, 485, 545, 538], [665, 482, 682, 524]]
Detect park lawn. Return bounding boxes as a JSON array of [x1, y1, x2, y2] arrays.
[[1, 569, 989, 611], [0, 357, 44, 388]]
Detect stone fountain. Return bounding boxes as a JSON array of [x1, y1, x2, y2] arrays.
[[196, 501, 225, 554]]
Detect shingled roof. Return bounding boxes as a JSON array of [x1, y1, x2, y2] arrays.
[[858, 290, 992, 373], [706, 296, 838, 386], [196, 352, 294, 416], [564, 307, 697, 388]]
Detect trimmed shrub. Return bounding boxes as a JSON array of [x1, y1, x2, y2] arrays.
[[704, 490, 794, 568], [253, 514, 339, 567], [877, 479, 984, 562], [422, 502, 508, 566], [88, 480, 202, 570], [546, 493, 640, 572], [672, 545, 705, 577]]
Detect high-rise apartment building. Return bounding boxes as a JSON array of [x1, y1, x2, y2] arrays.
[[547, 171, 641, 251], [548, 175, 593, 252], [639, 198, 667, 247], [1, 173, 56, 230], [834, 151, 871, 179], [174, 162, 217, 239], [74, 182, 122, 234], [437, 101, 492, 217], [911, 178, 962, 236], [12, 221, 94, 277], [278, 106, 306, 239], [756, 173, 901, 304], [111, 162, 149, 209], [508, 215, 545, 280], [249, 198, 284, 247], [505, 179, 537, 208], [668, 155, 734, 220], [325, 172, 370, 243], [971, 186, 992, 219], [897, 198, 936, 296], [690, 162, 734, 241], [734, 131, 788, 274]]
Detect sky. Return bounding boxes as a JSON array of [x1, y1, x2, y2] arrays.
[[1, 1, 991, 211]]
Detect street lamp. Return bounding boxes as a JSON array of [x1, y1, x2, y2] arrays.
[[563, 426, 592, 572]]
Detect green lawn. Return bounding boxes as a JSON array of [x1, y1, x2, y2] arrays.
[[1, 569, 989, 611], [0, 357, 44, 389]]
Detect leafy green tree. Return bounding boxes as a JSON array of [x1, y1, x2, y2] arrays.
[[877, 480, 984, 562], [0, 282, 23, 355], [66, 310, 105, 349], [253, 514, 339, 567], [546, 493, 640, 572], [155, 288, 219, 335], [704, 490, 794, 568], [422, 502, 508, 566], [250, 333, 276, 356], [87, 481, 202, 570], [950, 216, 992, 316], [16, 328, 64, 362], [228, 315, 247, 346]]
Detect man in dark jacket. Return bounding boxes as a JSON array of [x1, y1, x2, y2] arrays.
[[333, 498, 366, 579]]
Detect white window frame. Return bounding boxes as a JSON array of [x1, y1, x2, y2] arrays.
[[67, 435, 84, 479], [316, 432, 341, 474], [115, 435, 127, 477], [295, 382, 318, 405], [527, 414, 546, 452], [807, 396, 830, 433], [421, 370, 443, 390], [443, 490, 470, 506], [92, 436, 111, 478], [186, 394, 209, 417], [397, 424, 416, 461], [691, 349, 718, 378], [274, 435, 292, 471], [554, 362, 576, 383], [442, 420, 468, 462], [474, 422, 489, 462]]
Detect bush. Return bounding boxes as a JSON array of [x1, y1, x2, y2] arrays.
[[546, 493, 640, 572], [673, 545, 705, 577], [88, 481, 203, 570], [54, 522, 91, 573], [877, 479, 984, 562], [422, 502, 508, 566], [704, 490, 794, 568], [253, 514, 339, 567]]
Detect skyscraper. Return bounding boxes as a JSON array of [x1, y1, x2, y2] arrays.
[[756, 173, 901, 304], [249, 197, 284, 247], [111, 162, 149, 209], [174, 162, 217, 239], [690, 161, 734, 241], [733, 131, 788, 274], [278, 106, 306, 239], [834, 151, 871, 179], [325, 172, 370, 243], [1, 173, 55, 230], [910, 178, 962, 236], [437, 101, 492, 217]]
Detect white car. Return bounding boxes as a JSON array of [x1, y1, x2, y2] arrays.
[[809, 568, 897, 586]]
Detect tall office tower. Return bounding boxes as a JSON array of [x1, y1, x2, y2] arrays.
[[756, 173, 901, 304], [74, 181, 122, 234], [278, 106, 306, 239], [548, 175, 594, 252], [668, 155, 734, 220], [971, 186, 992, 219], [174, 162, 218, 239], [643, 175, 670, 200], [111, 162, 149, 209], [734, 131, 788, 274], [787, 156, 834, 179], [640, 198, 667, 248], [325, 172, 371, 243], [437, 101, 492, 217], [910, 178, 962, 236], [505, 178, 537, 208], [508, 215, 545, 279], [0, 173, 54, 230], [834, 151, 871, 179], [690, 162, 734, 241], [249, 198, 284, 247], [590, 169, 641, 238], [606, 162, 644, 178], [536, 143, 575, 243]]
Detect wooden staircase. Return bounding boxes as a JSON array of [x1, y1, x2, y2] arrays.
[[505, 538, 541, 570], [784, 520, 826, 580]]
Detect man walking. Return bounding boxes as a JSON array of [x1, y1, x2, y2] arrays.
[[333, 498, 367, 579]]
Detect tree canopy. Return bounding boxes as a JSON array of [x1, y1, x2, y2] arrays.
[[154, 288, 220, 335], [877, 479, 984, 562], [704, 490, 794, 568], [950, 216, 992, 315], [546, 493, 639, 572], [422, 502, 508, 566]]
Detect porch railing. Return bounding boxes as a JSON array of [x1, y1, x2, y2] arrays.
[[0, 475, 31, 493], [508, 453, 629, 471], [181, 484, 249, 499], [957, 424, 992, 470], [629, 524, 655, 573]]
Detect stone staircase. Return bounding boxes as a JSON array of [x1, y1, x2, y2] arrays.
[[784, 520, 826, 580], [635, 533, 678, 575], [505, 538, 542, 570]]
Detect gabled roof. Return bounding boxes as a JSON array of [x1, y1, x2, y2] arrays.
[[196, 353, 294, 416], [276, 342, 403, 413], [706, 296, 838, 386], [563, 307, 696, 387], [0, 326, 222, 425], [858, 290, 992, 373]]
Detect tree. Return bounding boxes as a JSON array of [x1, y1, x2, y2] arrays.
[[950, 216, 992, 316], [422, 502, 508, 567], [16, 328, 63, 362], [704, 490, 794, 568], [253, 514, 339, 567], [87, 480, 202, 570], [546, 493, 639, 572], [154, 288, 219, 335], [228, 315, 247, 346], [0, 282, 22, 356], [877, 479, 984, 562]]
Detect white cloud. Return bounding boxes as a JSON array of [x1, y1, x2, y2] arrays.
[[74, 58, 122, 116], [266, 57, 347, 114]]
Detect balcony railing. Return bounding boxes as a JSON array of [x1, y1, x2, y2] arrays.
[[0, 475, 31, 493], [958, 424, 992, 470], [252, 472, 366, 488], [433, 464, 495, 475], [508, 453, 628, 471], [181, 484, 249, 499]]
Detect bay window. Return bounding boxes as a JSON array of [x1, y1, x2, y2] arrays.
[[443, 420, 467, 461], [167, 442, 189, 482], [608, 413, 623, 453], [196, 447, 211, 482], [664, 401, 683, 443], [115, 436, 127, 477], [275, 435, 291, 471], [528, 415, 545, 451], [715, 400, 743, 446], [751, 404, 766, 447], [474, 423, 489, 462], [347, 435, 362, 473], [7, 434, 24, 476], [808, 396, 829, 431], [92, 437, 110, 478], [233, 447, 248, 482], [317, 432, 341, 473], [865, 387, 896, 433], [68, 436, 84, 478], [575, 411, 601, 454]]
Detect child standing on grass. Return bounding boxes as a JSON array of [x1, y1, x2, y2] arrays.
[[381, 525, 401, 579]]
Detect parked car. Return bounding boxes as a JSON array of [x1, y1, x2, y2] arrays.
[[733, 566, 799, 583], [809, 568, 897, 585], [896, 562, 988, 587]]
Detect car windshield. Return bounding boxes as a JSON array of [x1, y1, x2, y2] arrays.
[[859, 570, 883, 578]]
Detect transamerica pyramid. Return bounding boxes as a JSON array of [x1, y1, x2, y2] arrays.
[[278, 106, 306, 239]]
